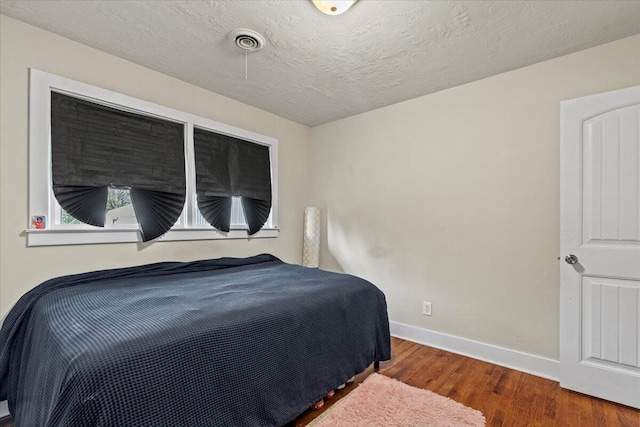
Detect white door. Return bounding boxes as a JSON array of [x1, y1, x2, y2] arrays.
[[560, 85, 640, 409]]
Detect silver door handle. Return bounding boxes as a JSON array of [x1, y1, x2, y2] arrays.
[[565, 254, 578, 265]]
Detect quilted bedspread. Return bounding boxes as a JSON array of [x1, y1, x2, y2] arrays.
[[0, 254, 390, 426]]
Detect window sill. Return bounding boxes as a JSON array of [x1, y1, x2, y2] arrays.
[[25, 227, 279, 247]]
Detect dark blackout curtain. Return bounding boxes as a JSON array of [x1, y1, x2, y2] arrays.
[[51, 92, 186, 242], [194, 128, 271, 235]]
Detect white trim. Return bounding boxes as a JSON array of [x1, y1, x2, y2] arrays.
[[25, 227, 279, 246], [389, 321, 560, 381], [28, 69, 279, 245], [0, 400, 7, 418], [185, 123, 197, 228]]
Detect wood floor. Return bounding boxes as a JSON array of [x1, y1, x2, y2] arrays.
[[294, 337, 640, 427]]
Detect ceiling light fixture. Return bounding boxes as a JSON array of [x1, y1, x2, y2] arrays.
[[311, 0, 358, 16]]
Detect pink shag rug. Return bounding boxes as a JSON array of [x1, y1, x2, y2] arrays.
[[309, 373, 485, 427]]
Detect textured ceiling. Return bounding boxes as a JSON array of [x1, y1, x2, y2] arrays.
[[1, 1, 640, 126]]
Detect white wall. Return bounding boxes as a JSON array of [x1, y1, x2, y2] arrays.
[[0, 15, 312, 317], [310, 35, 640, 360]]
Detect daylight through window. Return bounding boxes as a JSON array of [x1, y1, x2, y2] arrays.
[[28, 69, 279, 246]]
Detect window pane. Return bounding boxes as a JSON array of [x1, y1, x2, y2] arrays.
[[105, 188, 136, 226], [193, 196, 247, 228], [61, 210, 82, 225], [60, 188, 137, 226]]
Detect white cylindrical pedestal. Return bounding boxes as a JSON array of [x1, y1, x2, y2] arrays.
[[302, 207, 321, 268]]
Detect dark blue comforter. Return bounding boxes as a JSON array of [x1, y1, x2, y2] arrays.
[[0, 254, 390, 426]]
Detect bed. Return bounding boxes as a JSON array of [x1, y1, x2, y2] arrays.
[[0, 254, 390, 426]]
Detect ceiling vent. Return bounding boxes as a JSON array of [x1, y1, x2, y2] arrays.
[[228, 28, 266, 52]]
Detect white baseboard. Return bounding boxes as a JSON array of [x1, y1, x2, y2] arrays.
[[0, 400, 8, 418], [389, 321, 559, 381]]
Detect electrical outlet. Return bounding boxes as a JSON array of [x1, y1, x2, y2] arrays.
[[422, 301, 432, 316]]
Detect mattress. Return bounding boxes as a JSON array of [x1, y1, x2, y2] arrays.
[[0, 254, 390, 426]]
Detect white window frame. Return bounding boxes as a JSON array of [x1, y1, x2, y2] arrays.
[[26, 69, 279, 246]]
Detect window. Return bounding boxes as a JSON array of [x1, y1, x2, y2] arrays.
[[193, 127, 272, 235], [61, 188, 135, 226], [51, 91, 187, 241], [27, 69, 278, 246]]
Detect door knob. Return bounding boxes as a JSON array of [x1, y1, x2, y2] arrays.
[[565, 254, 578, 265]]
